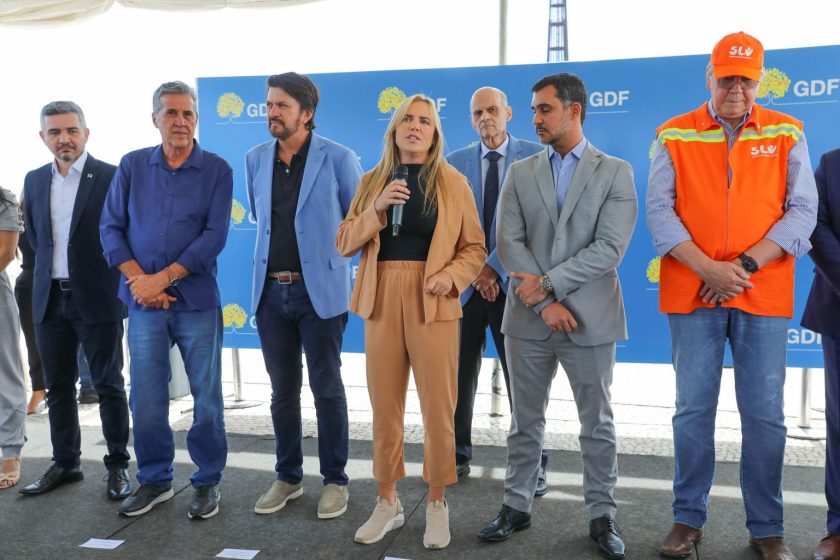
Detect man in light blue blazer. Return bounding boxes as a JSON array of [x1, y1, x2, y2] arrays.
[[245, 73, 362, 520], [445, 87, 549, 491]]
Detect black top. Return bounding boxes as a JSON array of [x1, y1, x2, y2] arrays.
[[268, 133, 311, 272], [378, 164, 438, 261], [16, 229, 35, 286]]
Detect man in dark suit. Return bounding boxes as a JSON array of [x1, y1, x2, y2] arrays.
[[445, 87, 549, 492], [802, 149, 840, 560], [20, 101, 131, 500]]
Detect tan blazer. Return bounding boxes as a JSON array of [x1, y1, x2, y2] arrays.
[[336, 164, 486, 323]]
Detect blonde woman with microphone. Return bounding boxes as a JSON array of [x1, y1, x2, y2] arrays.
[[337, 94, 485, 549]]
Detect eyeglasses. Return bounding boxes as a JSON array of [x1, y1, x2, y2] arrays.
[[716, 76, 760, 90]]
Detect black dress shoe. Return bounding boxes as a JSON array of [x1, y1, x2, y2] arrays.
[[477, 504, 531, 542], [106, 468, 132, 500], [189, 485, 220, 519], [19, 464, 83, 495], [456, 462, 471, 478], [77, 389, 100, 404], [534, 464, 549, 497], [589, 515, 626, 559]]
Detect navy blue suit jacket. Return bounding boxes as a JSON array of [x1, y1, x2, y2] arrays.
[[23, 154, 126, 324], [802, 148, 840, 340]]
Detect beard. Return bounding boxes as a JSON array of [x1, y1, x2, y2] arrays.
[[268, 115, 302, 141], [56, 144, 78, 162], [538, 115, 573, 146]]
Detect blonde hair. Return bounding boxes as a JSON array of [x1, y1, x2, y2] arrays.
[[351, 94, 447, 216]]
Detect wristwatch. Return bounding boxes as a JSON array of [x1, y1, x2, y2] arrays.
[[165, 267, 181, 287], [539, 274, 554, 294], [737, 253, 759, 274]]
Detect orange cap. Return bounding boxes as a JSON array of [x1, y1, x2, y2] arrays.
[[710, 32, 764, 80]]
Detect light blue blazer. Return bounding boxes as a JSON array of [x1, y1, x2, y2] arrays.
[[446, 133, 543, 304], [246, 133, 363, 318]]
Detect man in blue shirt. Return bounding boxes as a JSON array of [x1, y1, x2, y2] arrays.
[[100, 81, 233, 520]]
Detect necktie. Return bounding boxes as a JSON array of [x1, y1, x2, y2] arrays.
[[483, 151, 502, 249]]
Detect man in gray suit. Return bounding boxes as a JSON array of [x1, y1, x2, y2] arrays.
[[477, 73, 637, 560], [445, 87, 548, 491]]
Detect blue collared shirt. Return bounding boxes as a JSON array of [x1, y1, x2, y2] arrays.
[[647, 101, 817, 258], [100, 141, 233, 311], [549, 136, 587, 212]]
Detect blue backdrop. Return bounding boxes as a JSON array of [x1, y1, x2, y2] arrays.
[[198, 45, 840, 367]]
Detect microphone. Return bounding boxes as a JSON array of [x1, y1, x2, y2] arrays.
[[391, 164, 409, 237]]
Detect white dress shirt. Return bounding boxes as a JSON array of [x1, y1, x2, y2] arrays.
[[50, 151, 88, 279]]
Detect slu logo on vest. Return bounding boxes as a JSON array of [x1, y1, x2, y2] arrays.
[[750, 144, 778, 157]]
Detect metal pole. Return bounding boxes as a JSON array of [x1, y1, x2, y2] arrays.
[[490, 359, 504, 417], [224, 347, 260, 410], [798, 367, 812, 429], [787, 366, 825, 440], [498, 0, 508, 65], [232, 348, 244, 401]]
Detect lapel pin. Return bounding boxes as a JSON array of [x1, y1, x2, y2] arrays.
[[87, 173, 94, 178]]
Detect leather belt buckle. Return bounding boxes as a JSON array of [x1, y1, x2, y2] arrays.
[[56, 278, 72, 291], [268, 271, 300, 285]]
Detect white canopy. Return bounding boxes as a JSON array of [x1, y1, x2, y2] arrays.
[[0, 0, 319, 25]]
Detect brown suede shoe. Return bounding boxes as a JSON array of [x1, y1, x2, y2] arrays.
[[659, 523, 703, 558], [749, 536, 797, 560], [812, 534, 840, 560]]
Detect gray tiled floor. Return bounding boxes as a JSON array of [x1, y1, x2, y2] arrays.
[[5, 349, 828, 559]]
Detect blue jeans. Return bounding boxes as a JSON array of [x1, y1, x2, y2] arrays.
[[256, 280, 349, 486], [668, 307, 788, 538], [127, 307, 227, 487]]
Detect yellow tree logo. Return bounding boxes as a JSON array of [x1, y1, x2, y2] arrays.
[[222, 303, 248, 332], [378, 86, 406, 114], [230, 199, 247, 226], [217, 92, 245, 122], [646, 256, 661, 284], [757, 68, 791, 105], [648, 138, 657, 160]]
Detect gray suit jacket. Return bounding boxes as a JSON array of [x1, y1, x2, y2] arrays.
[[497, 142, 637, 346]]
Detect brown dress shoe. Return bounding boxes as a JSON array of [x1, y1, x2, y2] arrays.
[[659, 523, 703, 558], [749, 536, 797, 560], [812, 534, 840, 560]]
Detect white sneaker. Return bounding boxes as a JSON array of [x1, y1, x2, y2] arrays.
[[423, 500, 450, 549], [318, 483, 348, 519], [354, 496, 404, 544], [254, 480, 302, 514]]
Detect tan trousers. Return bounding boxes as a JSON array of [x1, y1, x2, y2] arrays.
[[364, 261, 459, 487]]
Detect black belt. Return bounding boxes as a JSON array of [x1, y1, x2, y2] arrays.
[[52, 278, 72, 292], [267, 271, 302, 284]]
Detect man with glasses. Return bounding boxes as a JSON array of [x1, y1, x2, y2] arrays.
[[647, 32, 817, 559]]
